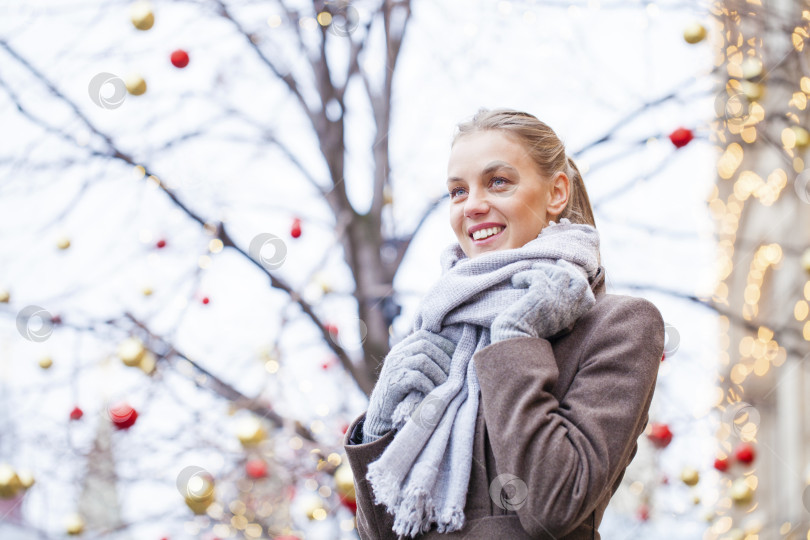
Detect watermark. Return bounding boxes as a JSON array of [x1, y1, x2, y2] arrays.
[[489, 473, 528, 511], [88, 72, 127, 110], [328, 317, 368, 351], [411, 394, 445, 430], [325, 1, 359, 37], [176, 465, 215, 502], [16, 305, 54, 342], [722, 401, 760, 440], [249, 233, 287, 271], [794, 169, 810, 204], [714, 86, 750, 124], [663, 323, 680, 357]]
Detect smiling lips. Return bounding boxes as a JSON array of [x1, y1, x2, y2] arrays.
[[470, 226, 505, 243]]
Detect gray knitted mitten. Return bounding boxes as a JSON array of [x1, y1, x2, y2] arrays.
[[363, 329, 456, 444], [490, 259, 596, 344]]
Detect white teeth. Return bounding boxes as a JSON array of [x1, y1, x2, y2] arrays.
[[471, 227, 504, 240]]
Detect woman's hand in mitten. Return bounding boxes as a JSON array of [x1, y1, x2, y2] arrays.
[[490, 259, 596, 344], [362, 329, 456, 443]]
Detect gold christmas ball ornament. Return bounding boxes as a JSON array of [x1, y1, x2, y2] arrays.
[[16, 470, 35, 490], [740, 80, 764, 101], [0, 288, 9, 303], [680, 466, 700, 487], [117, 337, 146, 367], [137, 351, 156, 374], [65, 513, 85, 535], [792, 126, 810, 148], [38, 355, 53, 369], [56, 236, 71, 250], [125, 74, 147, 96], [801, 248, 810, 273], [141, 285, 153, 296], [184, 473, 215, 515], [741, 57, 764, 81], [730, 477, 753, 505], [0, 464, 22, 498], [235, 416, 266, 446], [130, 1, 154, 31], [312, 272, 332, 294], [302, 495, 327, 520], [683, 22, 707, 44], [383, 184, 394, 206], [334, 463, 355, 502]]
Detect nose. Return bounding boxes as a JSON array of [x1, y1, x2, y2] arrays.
[[464, 186, 491, 219]]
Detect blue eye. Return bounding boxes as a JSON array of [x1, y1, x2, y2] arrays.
[[449, 187, 466, 198], [491, 177, 509, 187]]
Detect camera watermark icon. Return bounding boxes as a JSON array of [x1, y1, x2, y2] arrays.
[[88, 72, 127, 110], [489, 473, 528, 511], [328, 317, 368, 351], [411, 394, 445, 430], [325, 1, 359, 37], [16, 305, 54, 342], [794, 169, 810, 204], [176, 465, 215, 502], [249, 233, 287, 271], [722, 401, 760, 440], [663, 323, 680, 357], [714, 86, 751, 124]]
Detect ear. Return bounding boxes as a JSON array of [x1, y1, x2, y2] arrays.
[[546, 171, 570, 220]]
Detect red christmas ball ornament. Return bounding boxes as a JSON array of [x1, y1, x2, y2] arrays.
[[170, 49, 189, 68], [661, 352, 666, 362], [339, 492, 357, 513], [669, 127, 694, 148], [245, 459, 268, 479], [321, 355, 338, 370], [51, 313, 62, 325], [109, 403, 138, 430], [714, 457, 730, 472], [69, 406, 83, 420], [290, 217, 302, 239], [647, 422, 673, 449], [636, 503, 650, 522], [324, 323, 338, 337], [156, 239, 166, 249], [734, 442, 756, 464], [201, 296, 210, 305], [340, 422, 349, 434]]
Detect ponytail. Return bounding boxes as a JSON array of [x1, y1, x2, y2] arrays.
[[561, 155, 596, 228]]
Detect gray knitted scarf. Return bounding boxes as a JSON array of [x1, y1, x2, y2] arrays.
[[363, 218, 601, 537]]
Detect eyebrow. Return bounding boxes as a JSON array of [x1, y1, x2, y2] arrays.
[[447, 161, 518, 185]]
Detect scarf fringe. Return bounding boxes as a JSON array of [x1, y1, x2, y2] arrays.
[[435, 505, 465, 533], [392, 485, 437, 538], [366, 464, 403, 510]]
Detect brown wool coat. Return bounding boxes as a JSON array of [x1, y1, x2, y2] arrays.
[[343, 266, 665, 539]]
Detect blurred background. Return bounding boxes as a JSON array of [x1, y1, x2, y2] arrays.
[[1, 0, 809, 538]]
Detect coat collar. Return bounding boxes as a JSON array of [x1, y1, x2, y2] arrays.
[[591, 265, 606, 297]]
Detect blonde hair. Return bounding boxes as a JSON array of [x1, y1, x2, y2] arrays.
[[451, 108, 596, 228]]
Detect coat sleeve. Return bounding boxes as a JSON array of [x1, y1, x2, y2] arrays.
[[342, 412, 400, 540], [473, 296, 665, 538]]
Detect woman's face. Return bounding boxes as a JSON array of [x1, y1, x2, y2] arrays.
[[447, 130, 568, 258]]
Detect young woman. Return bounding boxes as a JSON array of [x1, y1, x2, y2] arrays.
[[343, 108, 665, 539]]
